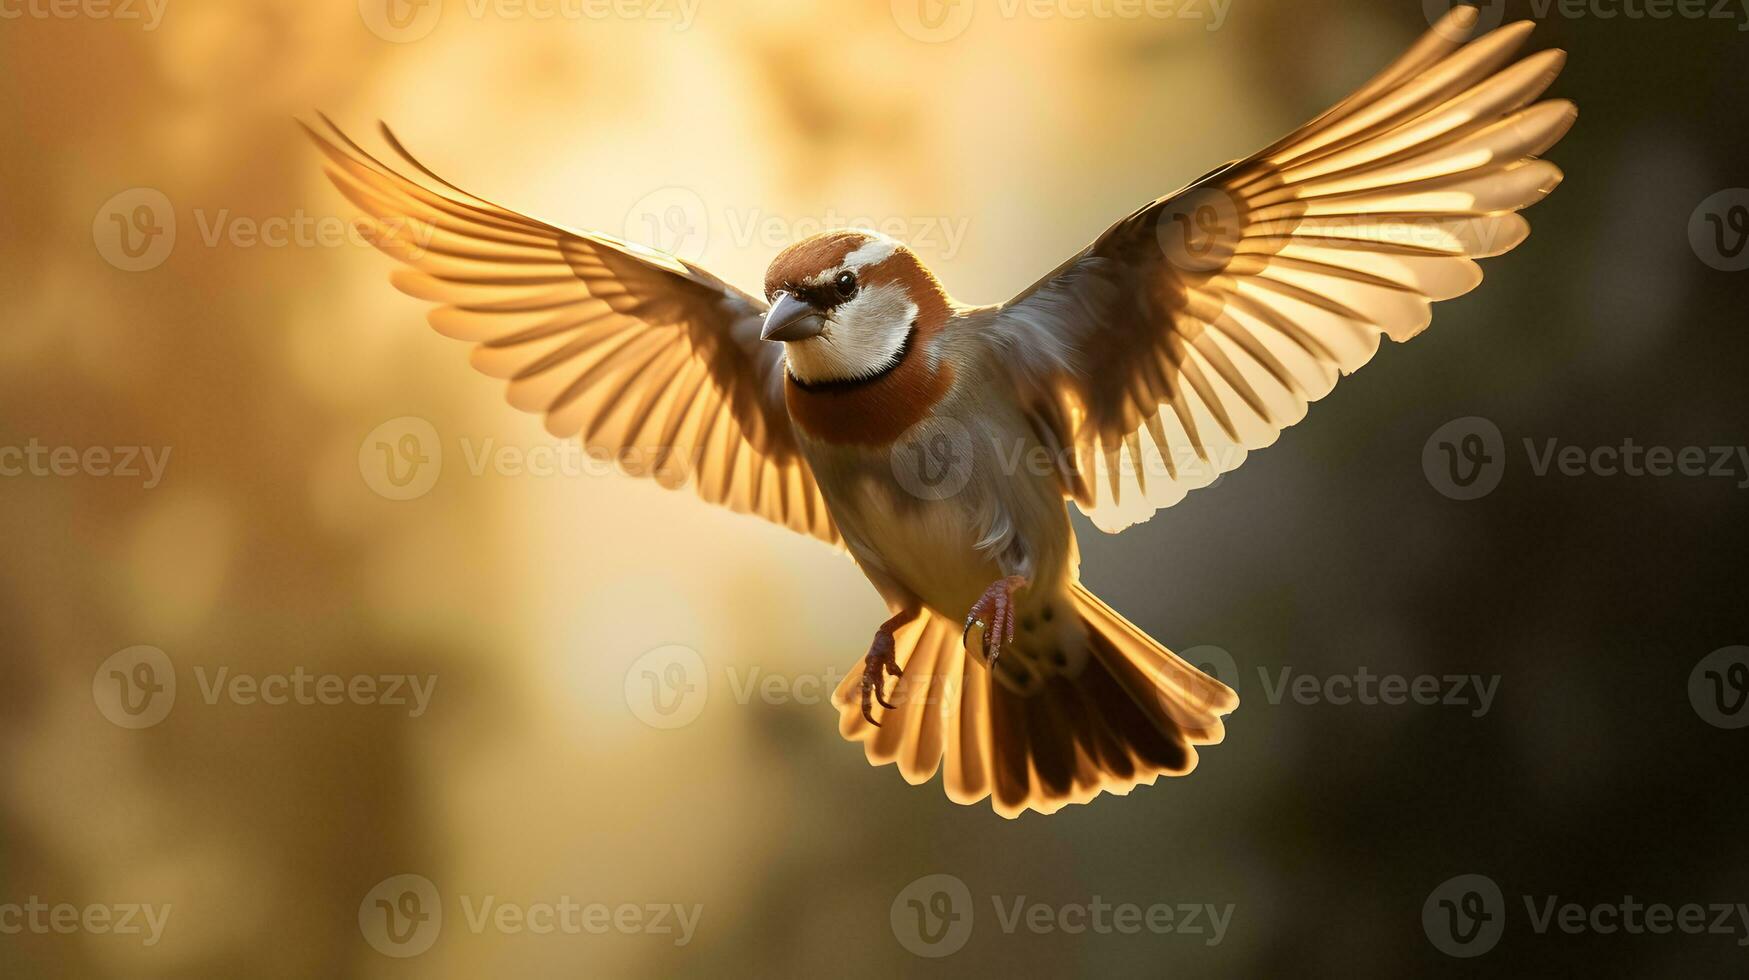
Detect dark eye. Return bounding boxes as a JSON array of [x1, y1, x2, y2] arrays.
[[833, 271, 857, 300]]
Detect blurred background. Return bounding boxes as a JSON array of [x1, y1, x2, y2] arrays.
[[3, 0, 1748, 975]]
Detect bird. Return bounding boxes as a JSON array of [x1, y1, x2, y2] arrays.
[[306, 4, 1572, 817]]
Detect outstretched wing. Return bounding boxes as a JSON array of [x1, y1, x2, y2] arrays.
[[306, 117, 840, 547], [993, 6, 1573, 532]]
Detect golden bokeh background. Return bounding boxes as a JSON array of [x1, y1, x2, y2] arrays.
[[3, 0, 1747, 975]]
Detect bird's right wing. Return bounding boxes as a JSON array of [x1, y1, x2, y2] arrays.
[[306, 117, 841, 548]]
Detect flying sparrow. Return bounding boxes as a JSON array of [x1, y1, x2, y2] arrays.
[[309, 5, 1571, 817]]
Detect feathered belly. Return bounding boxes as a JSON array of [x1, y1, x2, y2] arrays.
[[798, 386, 1075, 621], [832, 478, 1003, 616]]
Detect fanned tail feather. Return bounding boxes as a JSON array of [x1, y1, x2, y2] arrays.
[[833, 584, 1237, 818]]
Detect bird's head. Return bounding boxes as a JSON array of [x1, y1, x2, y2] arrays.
[[761, 230, 952, 385]]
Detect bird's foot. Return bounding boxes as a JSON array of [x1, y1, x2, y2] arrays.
[[963, 575, 1028, 665], [860, 618, 908, 727]]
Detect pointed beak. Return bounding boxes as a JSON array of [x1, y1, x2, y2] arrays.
[[760, 291, 827, 343]]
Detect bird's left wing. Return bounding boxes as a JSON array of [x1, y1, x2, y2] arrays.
[[306, 117, 841, 548], [991, 7, 1572, 532]]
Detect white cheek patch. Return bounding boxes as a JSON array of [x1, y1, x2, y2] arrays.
[[784, 281, 918, 384]]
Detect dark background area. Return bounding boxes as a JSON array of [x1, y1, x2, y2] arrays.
[[2, 0, 1746, 975]]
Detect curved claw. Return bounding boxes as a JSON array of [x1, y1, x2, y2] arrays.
[[963, 616, 997, 666], [963, 576, 1027, 666], [860, 671, 882, 727], [860, 630, 903, 727]]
